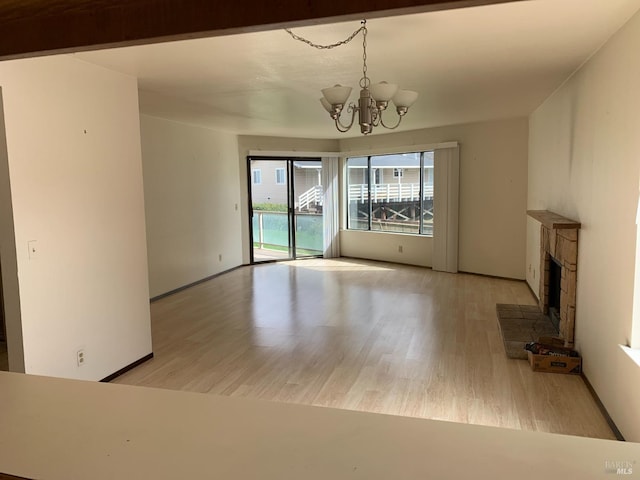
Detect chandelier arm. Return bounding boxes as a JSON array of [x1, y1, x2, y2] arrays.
[[371, 107, 381, 127], [334, 119, 351, 133], [379, 110, 403, 130], [335, 105, 358, 132]]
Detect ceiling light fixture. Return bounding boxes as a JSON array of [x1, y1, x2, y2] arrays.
[[286, 20, 418, 135]]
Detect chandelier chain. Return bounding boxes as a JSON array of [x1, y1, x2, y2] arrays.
[[284, 21, 366, 50], [360, 22, 369, 89]]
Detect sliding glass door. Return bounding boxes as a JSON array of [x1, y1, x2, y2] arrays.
[[249, 157, 323, 263]]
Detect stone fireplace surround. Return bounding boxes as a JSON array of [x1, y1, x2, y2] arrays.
[[527, 210, 581, 347]]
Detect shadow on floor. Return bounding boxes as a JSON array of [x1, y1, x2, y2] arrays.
[[0, 341, 8, 371]]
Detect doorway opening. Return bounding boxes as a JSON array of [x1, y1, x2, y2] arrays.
[[0, 88, 9, 372], [248, 156, 324, 263]]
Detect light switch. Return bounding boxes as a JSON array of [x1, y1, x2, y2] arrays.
[[27, 240, 37, 260]]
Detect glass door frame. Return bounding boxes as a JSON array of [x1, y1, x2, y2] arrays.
[[247, 156, 323, 264]]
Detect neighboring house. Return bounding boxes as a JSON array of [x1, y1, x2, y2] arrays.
[[251, 160, 322, 211], [346, 153, 433, 187]]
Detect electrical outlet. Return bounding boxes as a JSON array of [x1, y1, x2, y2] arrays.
[[27, 240, 38, 260], [398, 245, 403, 253], [218, 254, 222, 262], [77, 349, 86, 367], [234, 203, 238, 211]]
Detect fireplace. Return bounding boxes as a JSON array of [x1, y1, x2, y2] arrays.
[[527, 210, 580, 347], [547, 257, 561, 333]]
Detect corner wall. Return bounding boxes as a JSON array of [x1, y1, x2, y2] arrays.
[[140, 116, 242, 297], [339, 118, 529, 279], [0, 88, 24, 372], [527, 11, 640, 440], [0, 56, 152, 380]]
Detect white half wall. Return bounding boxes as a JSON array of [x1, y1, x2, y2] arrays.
[[140, 116, 242, 297], [0, 55, 152, 380], [527, 10, 640, 440], [340, 118, 529, 279]]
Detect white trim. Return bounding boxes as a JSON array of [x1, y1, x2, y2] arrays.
[[249, 150, 341, 158], [341, 142, 458, 158], [632, 193, 640, 349], [620, 344, 640, 368]]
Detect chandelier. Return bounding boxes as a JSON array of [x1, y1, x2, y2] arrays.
[[286, 20, 418, 135]]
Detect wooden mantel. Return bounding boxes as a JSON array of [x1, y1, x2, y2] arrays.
[[527, 210, 581, 230]]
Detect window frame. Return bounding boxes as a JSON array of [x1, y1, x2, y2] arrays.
[[346, 151, 434, 237], [275, 167, 286, 185]]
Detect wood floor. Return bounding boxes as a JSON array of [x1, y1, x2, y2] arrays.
[[114, 258, 615, 440]]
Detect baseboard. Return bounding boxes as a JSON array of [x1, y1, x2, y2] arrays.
[[150, 265, 244, 302], [458, 269, 525, 282], [581, 372, 625, 441], [460, 272, 539, 304], [100, 353, 154, 383], [0, 473, 32, 480]]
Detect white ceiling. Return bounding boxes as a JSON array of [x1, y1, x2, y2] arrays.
[[75, 0, 640, 139]]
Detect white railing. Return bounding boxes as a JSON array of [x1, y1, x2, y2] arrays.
[[348, 183, 433, 203], [298, 185, 323, 211]]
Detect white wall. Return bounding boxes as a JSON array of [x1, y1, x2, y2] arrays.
[[237, 135, 340, 264], [340, 118, 529, 279], [527, 10, 640, 440], [340, 230, 432, 267], [140, 116, 242, 297], [0, 56, 152, 380]]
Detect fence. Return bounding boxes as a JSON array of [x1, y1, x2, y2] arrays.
[[252, 211, 323, 254], [348, 183, 434, 203]]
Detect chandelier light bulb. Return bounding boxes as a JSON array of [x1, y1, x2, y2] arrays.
[[320, 97, 332, 113], [321, 84, 352, 106], [370, 81, 398, 102], [392, 90, 419, 109]]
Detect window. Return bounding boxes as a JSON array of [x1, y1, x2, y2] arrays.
[[252, 169, 262, 185], [346, 151, 434, 236], [275, 167, 286, 185]]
